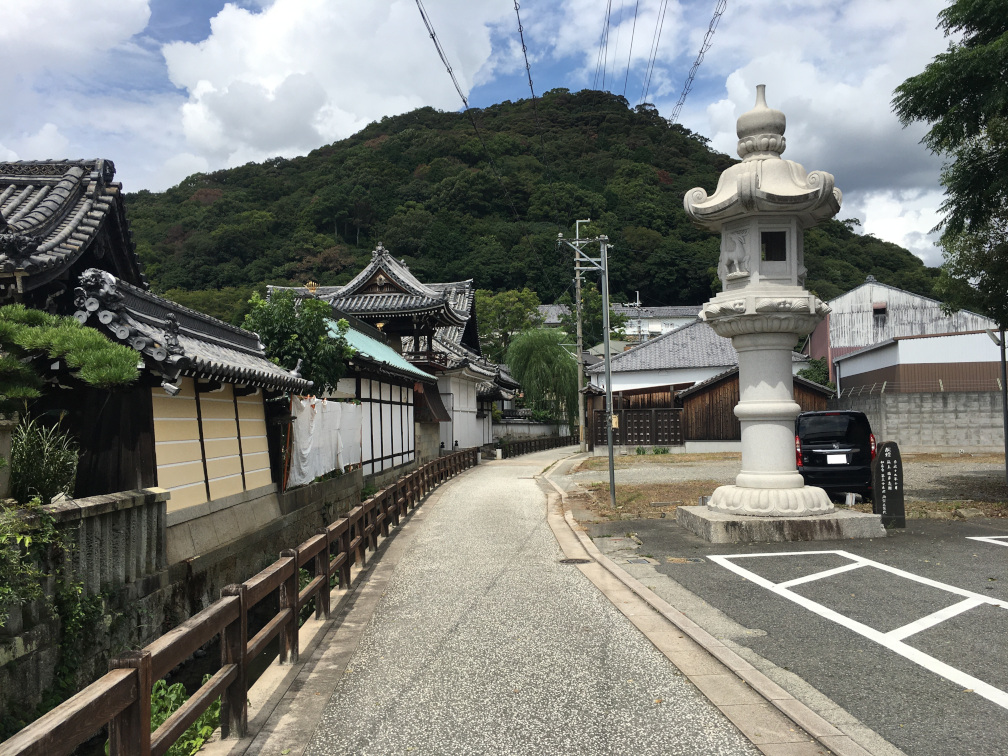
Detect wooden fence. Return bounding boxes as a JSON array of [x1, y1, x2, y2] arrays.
[[592, 408, 684, 447], [498, 435, 570, 459], [0, 448, 478, 756]]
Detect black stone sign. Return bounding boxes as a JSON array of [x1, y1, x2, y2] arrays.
[[872, 441, 905, 528]]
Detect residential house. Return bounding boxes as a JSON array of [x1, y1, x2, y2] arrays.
[[585, 320, 811, 450]]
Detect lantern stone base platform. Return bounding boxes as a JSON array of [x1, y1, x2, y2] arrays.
[[708, 482, 833, 517], [676, 505, 885, 544]]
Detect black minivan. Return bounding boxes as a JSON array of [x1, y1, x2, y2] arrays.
[[795, 411, 876, 501]]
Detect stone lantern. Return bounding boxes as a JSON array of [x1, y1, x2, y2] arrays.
[[684, 85, 840, 517]]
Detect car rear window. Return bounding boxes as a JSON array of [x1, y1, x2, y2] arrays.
[[797, 414, 870, 444]]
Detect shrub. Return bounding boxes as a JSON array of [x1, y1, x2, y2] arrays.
[[10, 416, 78, 505], [635, 446, 647, 455]]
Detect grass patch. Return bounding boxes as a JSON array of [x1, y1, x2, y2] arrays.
[[583, 479, 724, 520], [574, 452, 739, 473]]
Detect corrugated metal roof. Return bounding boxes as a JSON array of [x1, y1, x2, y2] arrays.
[[338, 323, 434, 382], [827, 276, 995, 349]]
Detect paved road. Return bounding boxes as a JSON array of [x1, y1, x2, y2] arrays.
[[298, 450, 761, 756], [585, 513, 1008, 756]]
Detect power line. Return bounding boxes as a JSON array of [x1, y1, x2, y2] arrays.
[[513, 1, 563, 230], [639, 0, 670, 106], [669, 0, 727, 124], [622, 0, 641, 98], [414, 0, 541, 266], [593, 1, 614, 91]]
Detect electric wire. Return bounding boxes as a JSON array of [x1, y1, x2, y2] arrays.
[[669, 0, 727, 124], [513, 1, 564, 231], [593, 1, 614, 91], [621, 0, 640, 98], [639, 0, 670, 107], [414, 0, 543, 269]]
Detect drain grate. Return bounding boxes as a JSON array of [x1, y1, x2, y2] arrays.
[[666, 557, 706, 564], [559, 558, 591, 565]]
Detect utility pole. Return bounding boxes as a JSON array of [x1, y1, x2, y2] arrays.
[[574, 219, 589, 452], [558, 230, 617, 510]]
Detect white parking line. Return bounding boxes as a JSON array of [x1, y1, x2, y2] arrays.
[[885, 597, 986, 641], [709, 550, 1008, 711], [967, 535, 1008, 547]]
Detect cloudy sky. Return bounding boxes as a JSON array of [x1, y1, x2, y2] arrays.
[[0, 0, 952, 265]]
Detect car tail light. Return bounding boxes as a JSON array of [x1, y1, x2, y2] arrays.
[[795, 435, 803, 468], [870, 433, 877, 461]]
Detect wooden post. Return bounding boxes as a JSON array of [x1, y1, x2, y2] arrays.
[[279, 549, 299, 665], [108, 649, 152, 756], [315, 530, 330, 620], [339, 524, 351, 588], [219, 585, 247, 739]]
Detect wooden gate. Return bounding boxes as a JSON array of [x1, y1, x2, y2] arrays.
[[593, 408, 683, 447]]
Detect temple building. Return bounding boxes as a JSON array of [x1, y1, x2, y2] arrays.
[[275, 244, 517, 450]]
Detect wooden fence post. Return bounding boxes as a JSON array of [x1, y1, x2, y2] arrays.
[[315, 530, 331, 620], [279, 549, 299, 665], [108, 649, 151, 756], [339, 524, 351, 588], [220, 584, 247, 739]]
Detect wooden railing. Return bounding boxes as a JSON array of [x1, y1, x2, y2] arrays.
[[499, 435, 570, 459], [0, 448, 478, 756]]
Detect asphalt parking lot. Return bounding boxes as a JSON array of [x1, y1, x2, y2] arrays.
[[587, 516, 1008, 756]]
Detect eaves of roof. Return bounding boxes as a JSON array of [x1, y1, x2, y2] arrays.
[[0, 160, 147, 290], [74, 268, 309, 392]]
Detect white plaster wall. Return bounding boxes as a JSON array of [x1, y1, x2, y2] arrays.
[[898, 332, 999, 364], [836, 341, 899, 378]]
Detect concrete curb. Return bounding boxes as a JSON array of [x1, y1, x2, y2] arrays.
[[542, 473, 876, 756]]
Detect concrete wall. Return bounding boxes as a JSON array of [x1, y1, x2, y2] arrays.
[[831, 391, 1005, 452], [493, 418, 567, 441]]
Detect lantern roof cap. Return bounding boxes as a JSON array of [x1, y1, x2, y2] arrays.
[[683, 85, 842, 230]]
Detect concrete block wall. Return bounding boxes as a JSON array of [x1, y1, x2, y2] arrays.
[[831, 391, 1005, 452]]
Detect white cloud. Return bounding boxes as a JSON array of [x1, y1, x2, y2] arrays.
[[161, 0, 513, 168], [842, 188, 945, 267], [0, 0, 151, 93]]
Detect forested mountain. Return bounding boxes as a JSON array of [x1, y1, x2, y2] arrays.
[[125, 89, 939, 324]]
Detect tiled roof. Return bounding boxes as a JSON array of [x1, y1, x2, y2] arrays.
[[538, 303, 570, 325], [0, 160, 146, 291], [587, 320, 809, 374], [613, 304, 702, 319], [339, 324, 435, 383], [677, 366, 832, 399], [74, 268, 309, 392], [587, 321, 737, 373], [271, 245, 472, 330]]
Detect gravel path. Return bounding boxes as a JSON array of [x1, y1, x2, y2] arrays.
[[304, 451, 760, 756]]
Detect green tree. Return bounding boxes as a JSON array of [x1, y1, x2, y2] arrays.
[[893, 0, 1008, 326], [557, 281, 628, 347], [474, 287, 543, 363], [243, 291, 355, 394], [506, 329, 579, 431], [796, 357, 836, 393], [0, 304, 139, 414]]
